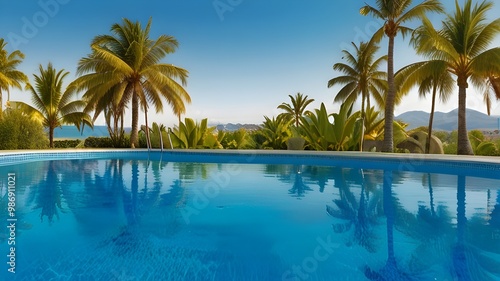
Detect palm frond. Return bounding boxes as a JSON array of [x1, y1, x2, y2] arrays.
[[10, 101, 45, 123], [398, 0, 444, 24]]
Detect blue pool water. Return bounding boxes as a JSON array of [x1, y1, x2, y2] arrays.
[[1, 151, 500, 280]]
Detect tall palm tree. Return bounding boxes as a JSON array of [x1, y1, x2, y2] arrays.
[[411, 0, 500, 155], [328, 41, 387, 120], [0, 38, 28, 117], [11, 63, 93, 148], [277, 92, 314, 127], [71, 18, 190, 148], [396, 60, 455, 153], [360, 0, 444, 152]]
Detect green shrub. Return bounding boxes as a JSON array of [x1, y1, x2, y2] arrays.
[[169, 118, 220, 149], [54, 140, 82, 148], [250, 130, 266, 149], [83, 135, 130, 148], [433, 131, 450, 144], [468, 130, 485, 149], [286, 137, 305, 150], [115, 133, 131, 148], [220, 129, 254, 149], [443, 143, 457, 154], [299, 102, 363, 151], [138, 131, 148, 148], [475, 141, 498, 156], [258, 115, 291, 149], [84, 137, 114, 148], [0, 109, 48, 149]]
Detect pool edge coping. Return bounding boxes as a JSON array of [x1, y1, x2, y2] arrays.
[[1, 148, 499, 165]]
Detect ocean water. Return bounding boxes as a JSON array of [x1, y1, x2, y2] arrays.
[[53, 126, 131, 139], [1, 155, 499, 280]]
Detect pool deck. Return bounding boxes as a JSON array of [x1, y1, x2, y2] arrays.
[[1, 148, 499, 164]]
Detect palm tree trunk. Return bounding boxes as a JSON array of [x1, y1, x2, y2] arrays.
[[360, 91, 367, 152], [366, 94, 371, 113], [110, 112, 119, 147], [0, 89, 3, 118], [426, 86, 438, 154], [361, 90, 366, 120], [144, 107, 151, 149], [130, 93, 139, 148], [49, 126, 54, 148], [457, 86, 473, 155], [120, 112, 124, 144], [382, 36, 395, 153]]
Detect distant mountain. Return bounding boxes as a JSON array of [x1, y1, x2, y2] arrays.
[[214, 123, 261, 132], [396, 108, 500, 131]]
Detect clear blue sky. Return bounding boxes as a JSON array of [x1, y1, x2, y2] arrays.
[[1, 0, 499, 127]]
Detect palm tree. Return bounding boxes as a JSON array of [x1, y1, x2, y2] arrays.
[[0, 38, 28, 117], [72, 18, 190, 148], [277, 92, 314, 127], [396, 60, 455, 153], [360, 0, 444, 152], [11, 63, 93, 148], [411, 0, 500, 155], [328, 41, 387, 120]]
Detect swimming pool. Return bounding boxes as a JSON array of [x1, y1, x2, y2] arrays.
[[1, 150, 499, 280]]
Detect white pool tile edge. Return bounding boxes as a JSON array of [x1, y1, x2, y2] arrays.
[[0, 148, 499, 165]]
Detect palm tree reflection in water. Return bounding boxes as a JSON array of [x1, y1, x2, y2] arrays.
[[450, 176, 500, 281], [364, 170, 415, 281], [327, 168, 382, 253], [264, 164, 313, 198], [289, 166, 313, 198], [33, 161, 64, 224]]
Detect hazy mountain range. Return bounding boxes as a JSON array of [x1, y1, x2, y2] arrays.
[[396, 108, 500, 131]]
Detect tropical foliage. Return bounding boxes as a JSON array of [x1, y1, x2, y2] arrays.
[[360, 0, 444, 152], [300, 102, 363, 151], [258, 115, 292, 149], [416, 128, 500, 156], [0, 38, 28, 117], [141, 122, 167, 149], [71, 18, 190, 148], [219, 128, 254, 149], [0, 108, 48, 149], [169, 118, 221, 149], [11, 63, 92, 148]]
